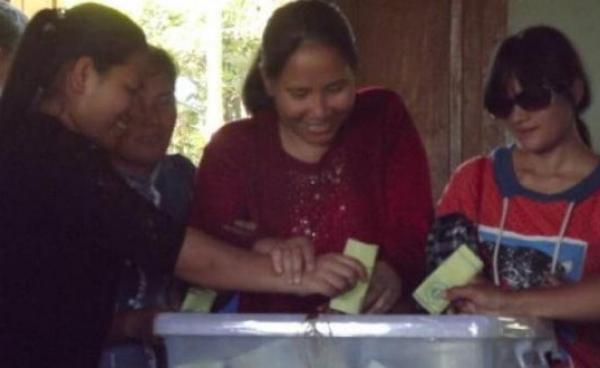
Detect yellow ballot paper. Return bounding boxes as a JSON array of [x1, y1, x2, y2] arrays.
[[413, 244, 483, 314], [329, 238, 379, 314], [181, 287, 217, 313]]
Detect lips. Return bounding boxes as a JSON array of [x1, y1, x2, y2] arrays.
[[514, 125, 538, 135], [306, 123, 333, 134]]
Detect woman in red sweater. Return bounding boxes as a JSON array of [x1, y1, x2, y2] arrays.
[[190, 0, 433, 314]]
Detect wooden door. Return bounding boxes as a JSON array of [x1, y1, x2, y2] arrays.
[[337, 0, 507, 200]]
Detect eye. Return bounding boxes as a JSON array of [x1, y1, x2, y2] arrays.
[[288, 88, 309, 99], [325, 81, 348, 94]]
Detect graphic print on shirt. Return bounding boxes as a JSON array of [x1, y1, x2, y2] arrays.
[[478, 224, 587, 288]]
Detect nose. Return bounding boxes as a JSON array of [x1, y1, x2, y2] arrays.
[[310, 93, 327, 119], [509, 104, 529, 123], [135, 99, 161, 126]]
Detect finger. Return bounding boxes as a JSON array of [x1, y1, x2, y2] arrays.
[[310, 277, 338, 297], [291, 246, 303, 284], [322, 256, 364, 287], [362, 283, 384, 312], [271, 247, 283, 274], [461, 301, 478, 314], [318, 269, 350, 292], [296, 238, 315, 272], [444, 286, 474, 302], [364, 289, 388, 314], [282, 248, 294, 284], [331, 254, 368, 281]]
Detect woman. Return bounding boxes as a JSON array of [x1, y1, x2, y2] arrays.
[[100, 46, 194, 368], [438, 26, 600, 367], [0, 4, 365, 367], [190, 0, 433, 314]]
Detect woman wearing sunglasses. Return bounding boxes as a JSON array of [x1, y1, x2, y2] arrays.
[[436, 26, 600, 367]]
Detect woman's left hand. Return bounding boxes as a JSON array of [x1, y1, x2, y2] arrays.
[[445, 283, 513, 315], [362, 261, 402, 314]]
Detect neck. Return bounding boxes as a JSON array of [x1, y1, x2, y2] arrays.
[[514, 134, 597, 176], [111, 157, 157, 178], [278, 126, 329, 164]]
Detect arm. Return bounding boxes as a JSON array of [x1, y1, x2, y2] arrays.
[[175, 227, 366, 297], [446, 275, 600, 321], [188, 124, 256, 247]]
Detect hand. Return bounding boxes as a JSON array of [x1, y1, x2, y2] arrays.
[[445, 282, 513, 315], [362, 261, 402, 314], [297, 253, 367, 297], [446, 274, 490, 314], [253, 236, 315, 285]]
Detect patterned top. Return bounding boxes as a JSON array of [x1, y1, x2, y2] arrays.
[[437, 146, 600, 368]]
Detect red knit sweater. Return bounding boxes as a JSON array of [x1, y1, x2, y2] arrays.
[[190, 87, 433, 313]]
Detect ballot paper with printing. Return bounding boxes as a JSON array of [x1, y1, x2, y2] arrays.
[[413, 244, 483, 314], [329, 239, 379, 314]]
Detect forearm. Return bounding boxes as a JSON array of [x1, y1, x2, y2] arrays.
[[174, 227, 305, 295], [508, 276, 600, 322]]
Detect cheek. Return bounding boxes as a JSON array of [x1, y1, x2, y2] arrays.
[[275, 97, 308, 121], [329, 91, 355, 114]]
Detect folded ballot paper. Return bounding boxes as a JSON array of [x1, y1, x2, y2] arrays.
[[413, 244, 483, 314], [181, 287, 217, 313], [330, 239, 379, 314]]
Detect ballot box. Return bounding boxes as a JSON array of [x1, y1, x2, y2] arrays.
[[154, 313, 559, 368]]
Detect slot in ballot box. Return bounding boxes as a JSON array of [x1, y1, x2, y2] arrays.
[[154, 313, 559, 368]]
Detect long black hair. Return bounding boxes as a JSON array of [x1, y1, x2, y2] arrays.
[[145, 45, 178, 87], [242, 0, 357, 114], [0, 3, 147, 135], [484, 25, 592, 146]]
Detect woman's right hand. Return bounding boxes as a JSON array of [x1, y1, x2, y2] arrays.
[[253, 236, 316, 285], [297, 253, 367, 297]]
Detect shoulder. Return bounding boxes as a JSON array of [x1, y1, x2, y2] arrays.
[[354, 86, 407, 113], [437, 153, 495, 213], [206, 116, 262, 154], [162, 154, 196, 178], [450, 154, 494, 183]]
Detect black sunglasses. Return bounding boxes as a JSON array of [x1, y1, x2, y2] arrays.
[[487, 84, 553, 119]]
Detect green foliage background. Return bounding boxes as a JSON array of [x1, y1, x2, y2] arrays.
[[65, 0, 288, 164]]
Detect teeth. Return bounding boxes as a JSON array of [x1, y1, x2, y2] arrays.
[[307, 124, 328, 133]]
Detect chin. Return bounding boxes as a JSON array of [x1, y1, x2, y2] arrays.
[[517, 141, 556, 155]]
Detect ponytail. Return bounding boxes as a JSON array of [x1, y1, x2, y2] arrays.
[[0, 9, 62, 134], [0, 3, 146, 136], [241, 53, 273, 115]]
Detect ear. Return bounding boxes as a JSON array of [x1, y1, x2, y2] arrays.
[[65, 56, 98, 96], [260, 68, 275, 97], [571, 78, 585, 107]]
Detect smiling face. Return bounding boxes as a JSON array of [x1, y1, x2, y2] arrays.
[[263, 41, 356, 162], [71, 52, 146, 150], [501, 77, 579, 154], [112, 70, 177, 172]]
